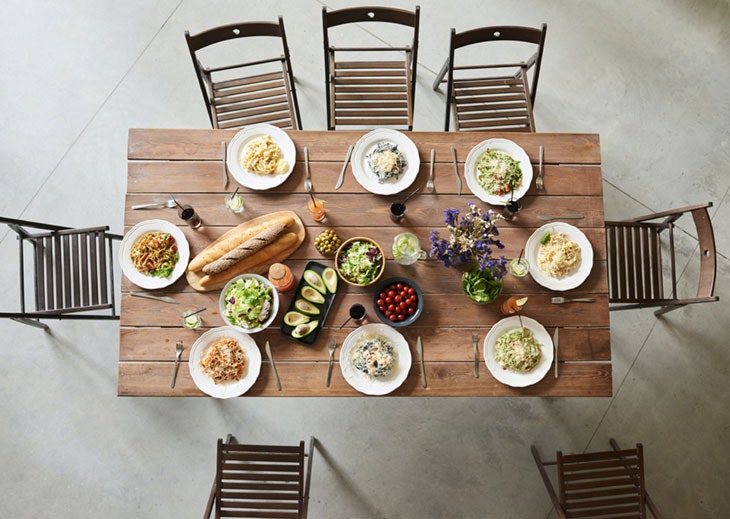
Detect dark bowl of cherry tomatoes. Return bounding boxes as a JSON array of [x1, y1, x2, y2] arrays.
[[373, 277, 423, 327]]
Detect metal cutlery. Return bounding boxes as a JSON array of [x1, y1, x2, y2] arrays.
[[426, 149, 435, 193], [170, 341, 183, 388], [451, 146, 461, 195], [553, 328, 559, 379], [416, 336, 427, 388], [535, 145, 544, 190], [265, 341, 282, 391], [303, 146, 312, 192], [537, 214, 585, 221], [325, 338, 336, 387], [552, 296, 595, 304], [130, 291, 178, 304], [472, 333, 479, 378], [131, 199, 177, 210], [221, 141, 229, 190], [334, 144, 353, 190]]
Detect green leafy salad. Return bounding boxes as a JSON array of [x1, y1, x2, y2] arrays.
[[476, 149, 522, 196], [337, 240, 383, 285], [222, 277, 273, 329], [461, 266, 503, 303]]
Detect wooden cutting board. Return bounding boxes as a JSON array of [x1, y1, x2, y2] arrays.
[[185, 210, 305, 292]]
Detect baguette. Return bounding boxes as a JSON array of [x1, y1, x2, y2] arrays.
[[199, 232, 298, 288], [202, 223, 287, 275], [188, 214, 294, 272]]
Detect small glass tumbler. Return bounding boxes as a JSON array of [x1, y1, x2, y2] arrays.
[[178, 204, 202, 228], [501, 200, 521, 221], [349, 303, 367, 324], [308, 198, 327, 222], [224, 192, 244, 213], [509, 257, 530, 278], [181, 309, 202, 330], [389, 202, 406, 223]]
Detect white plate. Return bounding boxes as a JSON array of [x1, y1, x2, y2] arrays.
[[227, 123, 296, 190], [188, 327, 262, 398], [219, 274, 280, 333], [119, 219, 190, 289], [350, 129, 420, 195], [339, 323, 412, 395], [484, 316, 553, 387], [464, 138, 533, 205], [525, 222, 594, 291]]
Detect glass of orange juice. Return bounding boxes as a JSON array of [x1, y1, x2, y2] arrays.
[[308, 198, 327, 222]]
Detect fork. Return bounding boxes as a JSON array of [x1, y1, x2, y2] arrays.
[[131, 199, 177, 210], [426, 148, 435, 192], [535, 145, 544, 190], [325, 338, 336, 387], [551, 296, 595, 304], [170, 341, 183, 388], [303, 146, 312, 192]]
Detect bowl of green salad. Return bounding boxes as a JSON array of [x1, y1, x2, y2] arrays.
[[219, 273, 279, 333], [335, 237, 385, 287]]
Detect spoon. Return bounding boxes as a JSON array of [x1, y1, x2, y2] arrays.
[[400, 186, 420, 205], [131, 199, 177, 210], [303, 146, 312, 192]]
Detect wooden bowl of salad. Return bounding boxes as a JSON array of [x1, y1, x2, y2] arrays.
[[335, 237, 385, 287], [219, 273, 279, 333]]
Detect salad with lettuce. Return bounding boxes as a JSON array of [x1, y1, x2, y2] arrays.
[[222, 276, 273, 329], [337, 240, 383, 285]]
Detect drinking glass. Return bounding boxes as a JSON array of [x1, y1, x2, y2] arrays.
[[389, 202, 406, 223], [392, 232, 427, 266], [178, 204, 202, 228], [224, 192, 244, 213], [181, 309, 202, 329]]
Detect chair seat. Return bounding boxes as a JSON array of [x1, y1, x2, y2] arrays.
[[452, 74, 533, 131]]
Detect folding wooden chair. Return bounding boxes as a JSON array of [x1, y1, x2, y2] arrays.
[[433, 24, 547, 132], [322, 5, 420, 130], [185, 17, 302, 130], [0, 216, 121, 330], [606, 202, 718, 315], [204, 434, 315, 519], [531, 439, 663, 518]]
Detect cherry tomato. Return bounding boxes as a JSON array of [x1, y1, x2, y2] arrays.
[[397, 282, 403, 289], [408, 307, 415, 315], [398, 314, 406, 321], [379, 305, 387, 313], [387, 304, 396, 312], [385, 297, 393, 304], [389, 314, 397, 322], [407, 287, 415, 295], [385, 310, 392, 317], [394, 295, 401, 303], [387, 290, 396, 298], [376, 298, 384, 306]]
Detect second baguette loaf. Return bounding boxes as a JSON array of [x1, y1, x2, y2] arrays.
[[202, 223, 287, 275]]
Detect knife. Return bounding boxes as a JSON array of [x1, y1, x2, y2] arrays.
[[451, 146, 462, 195], [334, 144, 353, 190], [221, 141, 229, 190], [416, 336, 426, 388], [265, 341, 282, 391], [325, 338, 336, 388], [553, 328, 559, 379], [130, 291, 178, 304], [472, 333, 479, 378]]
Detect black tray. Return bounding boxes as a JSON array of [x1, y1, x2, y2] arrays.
[[280, 261, 337, 345]]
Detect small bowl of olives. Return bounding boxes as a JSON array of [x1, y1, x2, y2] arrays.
[[314, 229, 342, 256]]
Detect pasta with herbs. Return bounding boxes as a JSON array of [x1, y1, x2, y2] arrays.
[[129, 232, 179, 278], [494, 327, 542, 372], [200, 336, 247, 384], [351, 333, 395, 378], [538, 232, 582, 278], [240, 135, 289, 175]]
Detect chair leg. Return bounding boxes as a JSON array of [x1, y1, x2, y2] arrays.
[[302, 436, 315, 518], [530, 446, 567, 519], [432, 57, 449, 90], [10, 317, 49, 330], [654, 304, 685, 317]]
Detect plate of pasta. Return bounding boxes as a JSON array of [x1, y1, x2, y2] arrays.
[[227, 123, 296, 190], [464, 138, 533, 205], [188, 327, 262, 398], [339, 323, 412, 395], [484, 316, 553, 387], [350, 128, 420, 195], [525, 222, 593, 291], [120, 219, 189, 289]]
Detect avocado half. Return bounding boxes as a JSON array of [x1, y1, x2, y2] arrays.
[[283, 311, 310, 327], [294, 299, 320, 315], [301, 285, 325, 304], [303, 269, 327, 294], [322, 267, 338, 294], [291, 320, 319, 339]]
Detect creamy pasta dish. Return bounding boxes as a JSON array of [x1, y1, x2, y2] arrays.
[[240, 135, 289, 175], [129, 232, 179, 278], [366, 141, 407, 183], [351, 333, 395, 378], [538, 232, 582, 278], [495, 327, 542, 372], [200, 337, 247, 384]]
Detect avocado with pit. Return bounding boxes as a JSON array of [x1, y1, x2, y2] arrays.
[[322, 267, 338, 294], [301, 285, 325, 304], [294, 299, 320, 315], [283, 311, 310, 327], [291, 320, 319, 339], [303, 269, 327, 294]]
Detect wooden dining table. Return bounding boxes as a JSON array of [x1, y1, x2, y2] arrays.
[[119, 128, 610, 397]]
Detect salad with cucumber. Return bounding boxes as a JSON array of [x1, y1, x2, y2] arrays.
[[222, 276, 273, 329]]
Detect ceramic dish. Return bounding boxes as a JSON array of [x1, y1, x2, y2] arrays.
[[350, 128, 420, 195], [525, 222, 593, 291], [188, 327, 261, 398], [484, 316, 553, 387], [226, 123, 295, 190], [119, 219, 189, 289], [219, 274, 279, 333], [339, 323, 412, 395], [372, 277, 423, 328], [335, 237, 385, 287], [464, 138, 533, 205]]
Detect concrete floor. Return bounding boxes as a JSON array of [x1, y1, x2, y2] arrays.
[[1, 0, 728, 517]]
